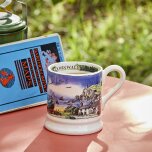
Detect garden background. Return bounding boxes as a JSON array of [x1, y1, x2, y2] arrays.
[[27, 0, 152, 86]]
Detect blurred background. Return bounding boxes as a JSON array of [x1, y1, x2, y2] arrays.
[[27, 0, 152, 86], [3, 0, 152, 86]]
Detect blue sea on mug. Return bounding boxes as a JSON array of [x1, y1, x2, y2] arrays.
[[47, 70, 102, 119]]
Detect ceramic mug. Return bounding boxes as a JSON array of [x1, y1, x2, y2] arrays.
[[45, 62, 126, 135]]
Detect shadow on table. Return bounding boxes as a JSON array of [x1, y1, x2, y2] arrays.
[[123, 122, 152, 141], [25, 128, 108, 152]]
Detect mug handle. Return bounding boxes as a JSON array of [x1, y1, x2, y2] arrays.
[[102, 65, 126, 108]]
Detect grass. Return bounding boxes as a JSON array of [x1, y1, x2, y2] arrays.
[[27, 0, 152, 86]]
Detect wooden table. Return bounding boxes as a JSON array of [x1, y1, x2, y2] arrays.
[[0, 77, 152, 152]]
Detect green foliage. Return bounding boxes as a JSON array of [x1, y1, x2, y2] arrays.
[[27, 0, 152, 86], [89, 84, 101, 93]]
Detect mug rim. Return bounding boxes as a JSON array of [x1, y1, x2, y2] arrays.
[[48, 61, 103, 76]]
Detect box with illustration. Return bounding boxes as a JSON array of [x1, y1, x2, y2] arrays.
[[0, 34, 64, 113]]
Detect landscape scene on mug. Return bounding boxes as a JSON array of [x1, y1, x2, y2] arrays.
[[47, 68, 102, 119]]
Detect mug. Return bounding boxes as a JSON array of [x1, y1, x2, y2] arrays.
[[45, 62, 126, 135]]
